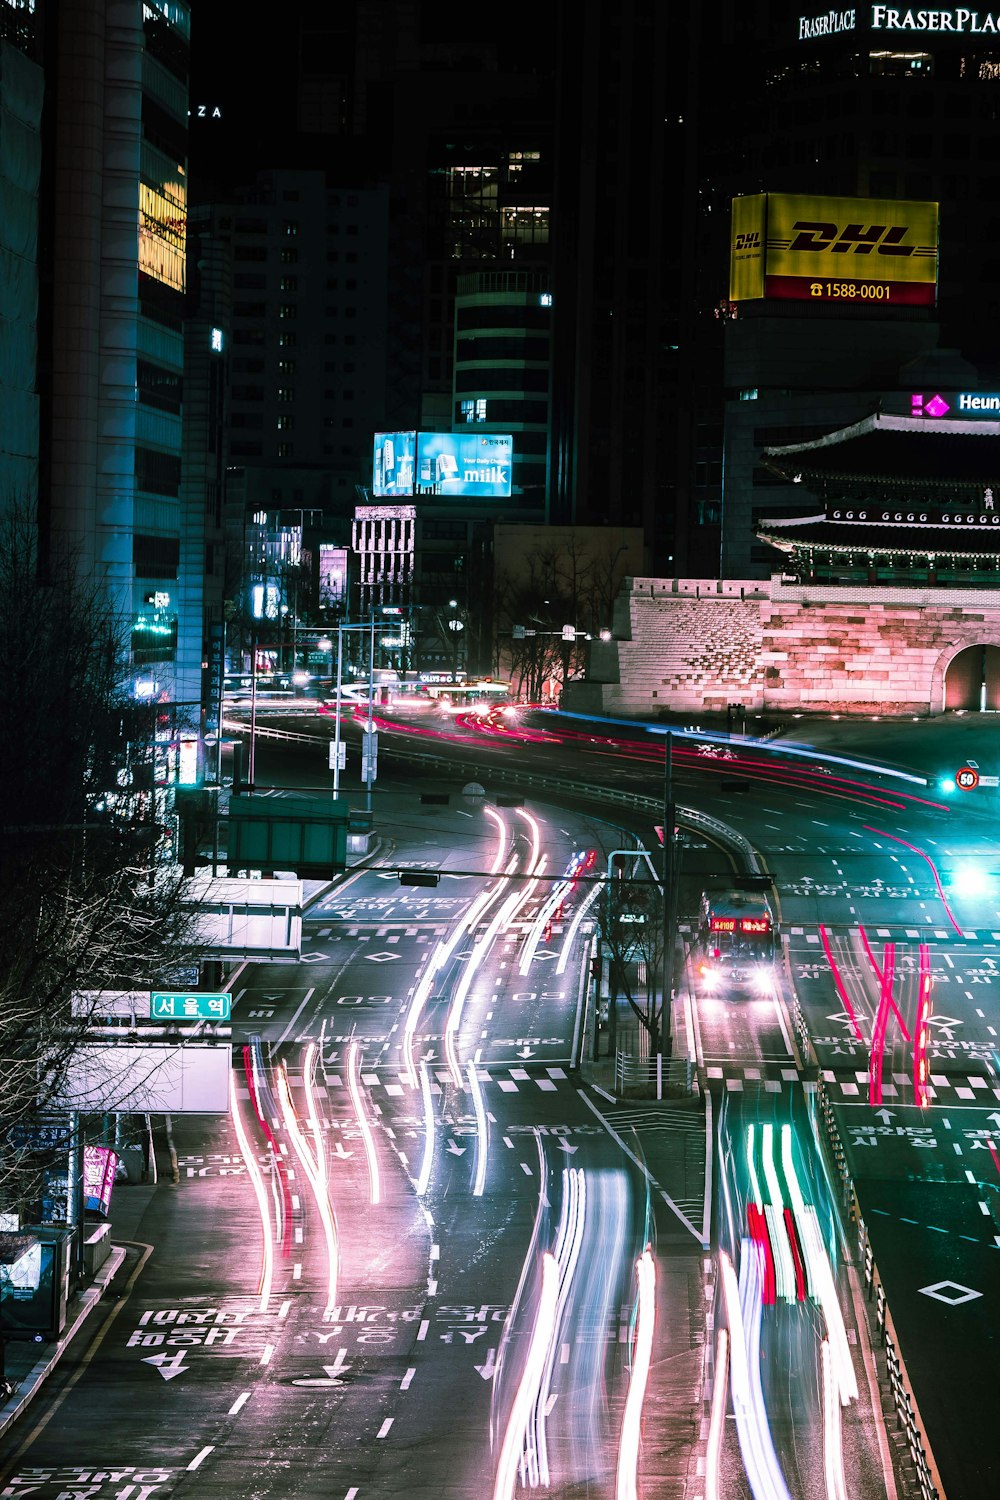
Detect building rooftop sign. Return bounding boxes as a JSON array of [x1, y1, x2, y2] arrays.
[[798, 4, 1000, 39], [729, 193, 939, 308]]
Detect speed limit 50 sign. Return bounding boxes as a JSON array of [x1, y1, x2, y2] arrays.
[[956, 766, 980, 791]]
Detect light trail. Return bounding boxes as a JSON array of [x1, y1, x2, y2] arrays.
[[276, 1065, 340, 1318], [229, 1073, 274, 1313], [859, 926, 910, 1040], [821, 1338, 850, 1500], [721, 1247, 792, 1500], [914, 942, 934, 1109], [415, 1059, 436, 1197], [527, 1167, 587, 1487], [797, 1206, 858, 1405], [492, 1131, 549, 1452], [484, 805, 509, 875], [868, 943, 895, 1107], [615, 1248, 656, 1500], [705, 1327, 729, 1500], [818, 925, 865, 1042], [467, 1059, 489, 1198], [492, 1253, 560, 1500], [862, 825, 964, 935], [443, 853, 521, 1087], [519, 874, 574, 976], [556, 875, 604, 974], [302, 1040, 325, 1183], [761, 1125, 795, 1304], [348, 1040, 381, 1205]]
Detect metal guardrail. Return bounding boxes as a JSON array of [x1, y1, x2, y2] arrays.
[[614, 1050, 696, 1097]]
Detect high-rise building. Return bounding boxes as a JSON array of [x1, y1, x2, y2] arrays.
[[686, 2, 1000, 578], [38, 0, 199, 713]]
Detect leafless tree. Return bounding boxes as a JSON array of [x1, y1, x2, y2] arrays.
[[596, 861, 666, 1057], [0, 504, 199, 1215]]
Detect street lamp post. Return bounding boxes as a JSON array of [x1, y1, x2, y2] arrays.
[[661, 731, 676, 1060]]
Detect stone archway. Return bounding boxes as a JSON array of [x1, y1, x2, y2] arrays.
[[942, 643, 1000, 711]]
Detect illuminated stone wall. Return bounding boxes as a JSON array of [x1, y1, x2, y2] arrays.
[[570, 576, 1000, 717]]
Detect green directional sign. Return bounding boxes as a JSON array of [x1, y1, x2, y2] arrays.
[[151, 991, 231, 1021]]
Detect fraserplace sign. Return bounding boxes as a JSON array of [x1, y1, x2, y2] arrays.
[[730, 192, 939, 307], [799, 4, 1000, 37]]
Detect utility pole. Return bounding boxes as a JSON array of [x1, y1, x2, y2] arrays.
[[661, 731, 675, 1059]]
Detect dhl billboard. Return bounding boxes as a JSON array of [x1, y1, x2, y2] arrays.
[[729, 192, 938, 307]]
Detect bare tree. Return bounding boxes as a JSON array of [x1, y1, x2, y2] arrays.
[[0, 504, 198, 1215], [596, 864, 665, 1057]]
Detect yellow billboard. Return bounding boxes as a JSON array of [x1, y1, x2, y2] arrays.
[[729, 192, 938, 307]]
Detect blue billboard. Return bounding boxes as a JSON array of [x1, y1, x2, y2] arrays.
[[372, 432, 513, 498], [373, 431, 417, 496]]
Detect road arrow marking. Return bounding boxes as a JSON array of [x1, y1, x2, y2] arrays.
[[142, 1352, 189, 1380], [331, 1143, 354, 1159], [517, 1047, 535, 1058], [446, 1140, 466, 1156], [475, 1347, 497, 1380], [556, 1140, 579, 1154], [874, 1109, 896, 1125]]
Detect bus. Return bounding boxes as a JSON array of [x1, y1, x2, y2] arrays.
[[694, 889, 776, 997]]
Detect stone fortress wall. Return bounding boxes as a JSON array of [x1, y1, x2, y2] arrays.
[[573, 577, 1000, 717]]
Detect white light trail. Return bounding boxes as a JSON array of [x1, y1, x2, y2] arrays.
[[492, 1253, 560, 1500], [302, 1041, 325, 1184], [720, 1247, 792, 1500], [528, 1168, 587, 1487], [276, 1066, 339, 1318], [467, 1060, 489, 1198], [797, 1207, 858, 1405], [492, 1131, 549, 1451], [615, 1248, 657, 1500], [556, 875, 604, 975], [519, 875, 574, 976], [821, 1338, 850, 1500], [739, 1242, 794, 1500], [746, 1123, 764, 1212], [484, 805, 509, 877], [415, 1059, 436, 1197], [705, 1327, 729, 1500], [229, 1074, 274, 1313], [348, 1040, 381, 1206], [761, 1125, 795, 1304], [405, 854, 519, 1089]]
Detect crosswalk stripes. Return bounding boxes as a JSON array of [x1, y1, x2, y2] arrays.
[[253, 1064, 575, 1099], [703, 1062, 1000, 1106]]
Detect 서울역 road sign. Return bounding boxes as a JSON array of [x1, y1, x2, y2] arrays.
[[151, 992, 232, 1021], [956, 766, 980, 791]]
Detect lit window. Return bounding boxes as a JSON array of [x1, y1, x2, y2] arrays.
[[277, 387, 295, 403], [278, 305, 296, 320], [210, 326, 224, 352], [280, 276, 298, 292], [283, 221, 298, 236], [277, 415, 294, 430], [278, 332, 296, 347], [278, 361, 296, 376]]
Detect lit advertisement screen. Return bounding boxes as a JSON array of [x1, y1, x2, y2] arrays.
[[372, 432, 513, 497], [729, 192, 939, 308], [373, 432, 416, 496], [319, 545, 349, 607]]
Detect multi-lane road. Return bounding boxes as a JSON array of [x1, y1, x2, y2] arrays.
[[4, 703, 1000, 1497]]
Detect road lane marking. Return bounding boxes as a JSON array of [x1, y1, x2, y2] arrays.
[[401, 1367, 416, 1389], [378, 1418, 394, 1438], [260, 1343, 274, 1364], [229, 1392, 252, 1415], [188, 1447, 214, 1471], [417, 1319, 430, 1341]]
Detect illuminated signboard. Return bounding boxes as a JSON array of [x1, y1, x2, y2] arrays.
[[910, 391, 1000, 419], [798, 5, 1000, 38], [139, 178, 187, 293], [83, 1145, 120, 1217], [710, 917, 737, 932], [319, 545, 349, 607], [372, 432, 513, 498], [373, 432, 417, 496], [740, 917, 771, 934], [730, 193, 939, 307]]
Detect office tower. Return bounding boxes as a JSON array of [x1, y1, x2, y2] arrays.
[[38, 0, 199, 712], [549, 0, 679, 565], [691, 2, 1000, 577]]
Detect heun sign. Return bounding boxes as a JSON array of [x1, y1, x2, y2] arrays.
[[799, 7, 857, 38]]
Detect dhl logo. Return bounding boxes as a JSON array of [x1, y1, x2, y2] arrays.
[[784, 220, 925, 256], [735, 231, 761, 251]]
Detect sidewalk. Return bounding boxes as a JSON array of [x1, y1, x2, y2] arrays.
[[0, 1180, 159, 1441]]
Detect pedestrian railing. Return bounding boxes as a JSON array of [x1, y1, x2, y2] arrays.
[[613, 1050, 696, 1099]]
